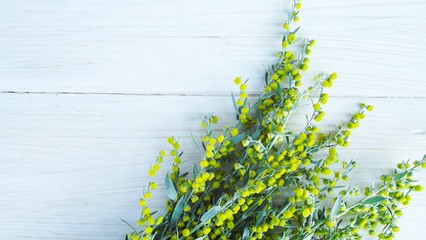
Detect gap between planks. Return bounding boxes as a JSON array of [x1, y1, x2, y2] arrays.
[[2, 90, 426, 99]]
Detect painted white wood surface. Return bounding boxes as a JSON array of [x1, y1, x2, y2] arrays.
[[0, 0, 425, 239]]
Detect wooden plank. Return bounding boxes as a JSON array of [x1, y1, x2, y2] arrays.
[[1, 0, 425, 96], [0, 94, 425, 239], [0, 94, 425, 149], [1, 150, 425, 240], [1, 0, 425, 239]]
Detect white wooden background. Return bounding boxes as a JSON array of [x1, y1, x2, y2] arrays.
[[1, 0, 425, 239]]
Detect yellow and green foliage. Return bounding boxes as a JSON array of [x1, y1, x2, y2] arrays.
[[127, 1, 425, 239]]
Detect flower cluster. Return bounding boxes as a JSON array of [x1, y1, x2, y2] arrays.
[[126, 1, 425, 239]]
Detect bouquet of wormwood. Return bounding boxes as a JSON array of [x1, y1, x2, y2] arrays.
[[126, 1, 425, 240]]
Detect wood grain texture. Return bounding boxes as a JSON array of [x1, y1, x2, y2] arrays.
[[1, 94, 425, 239], [1, 0, 425, 96], [0, 0, 425, 239]]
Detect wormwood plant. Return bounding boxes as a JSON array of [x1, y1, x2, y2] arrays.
[[126, 1, 425, 239]]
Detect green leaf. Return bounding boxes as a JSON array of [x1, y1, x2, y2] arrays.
[[165, 173, 177, 201], [292, 26, 301, 34], [362, 196, 386, 205], [200, 206, 221, 224], [277, 85, 283, 99], [120, 218, 134, 231], [229, 133, 247, 145], [256, 206, 267, 226], [311, 149, 320, 154], [252, 129, 260, 140], [304, 233, 314, 240], [310, 159, 321, 165], [190, 132, 202, 152], [330, 195, 341, 218], [193, 163, 199, 177], [231, 92, 240, 115], [242, 227, 250, 240], [317, 207, 325, 220], [394, 171, 407, 181], [265, 72, 269, 85], [170, 195, 186, 228]]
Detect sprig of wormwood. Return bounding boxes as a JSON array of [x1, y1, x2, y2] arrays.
[[125, 1, 425, 240]]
